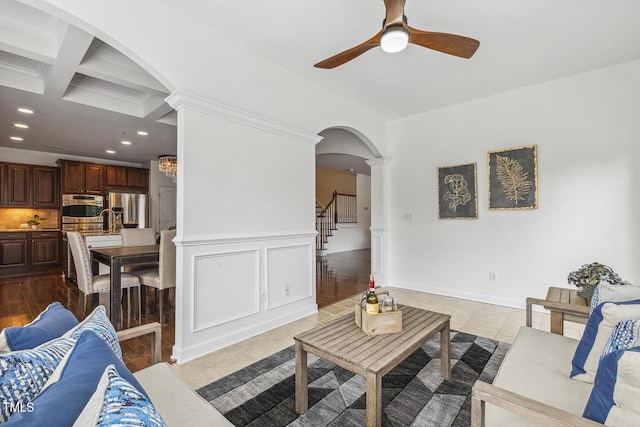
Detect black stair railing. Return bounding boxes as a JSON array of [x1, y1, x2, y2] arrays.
[[316, 191, 357, 251]]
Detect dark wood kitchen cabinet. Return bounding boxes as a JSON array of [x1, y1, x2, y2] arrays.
[[6, 163, 29, 205], [3, 163, 59, 208], [31, 231, 60, 266], [58, 160, 104, 195], [104, 165, 148, 192], [85, 163, 105, 194], [0, 231, 61, 277], [0, 163, 5, 204], [0, 232, 29, 269], [31, 166, 59, 207]]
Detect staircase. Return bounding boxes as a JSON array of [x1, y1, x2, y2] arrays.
[[316, 191, 357, 256]]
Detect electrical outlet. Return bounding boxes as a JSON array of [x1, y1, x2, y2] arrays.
[[260, 290, 266, 303], [489, 272, 499, 283], [285, 284, 291, 296]]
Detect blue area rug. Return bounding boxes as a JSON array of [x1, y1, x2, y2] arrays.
[[197, 330, 510, 426]]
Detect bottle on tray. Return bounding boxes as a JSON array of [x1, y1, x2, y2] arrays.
[[365, 274, 379, 314]]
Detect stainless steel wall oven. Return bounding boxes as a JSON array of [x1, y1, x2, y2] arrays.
[[62, 194, 104, 232]]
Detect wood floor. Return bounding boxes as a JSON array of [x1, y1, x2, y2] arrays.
[[316, 248, 371, 308], [0, 248, 370, 371]]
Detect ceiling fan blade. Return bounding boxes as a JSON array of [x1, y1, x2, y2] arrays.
[[407, 26, 479, 59], [314, 31, 382, 69], [384, 0, 407, 26]]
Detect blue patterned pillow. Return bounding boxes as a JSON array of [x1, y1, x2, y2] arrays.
[[0, 302, 78, 353], [570, 299, 640, 383], [602, 319, 640, 357], [4, 331, 149, 426], [0, 336, 75, 422], [75, 365, 166, 426], [583, 347, 640, 424], [63, 305, 122, 360]]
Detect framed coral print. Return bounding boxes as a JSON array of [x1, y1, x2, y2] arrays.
[[488, 145, 538, 210], [438, 163, 478, 219]]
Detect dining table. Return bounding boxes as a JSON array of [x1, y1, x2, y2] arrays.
[[90, 244, 159, 330]]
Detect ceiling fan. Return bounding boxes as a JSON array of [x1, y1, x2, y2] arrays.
[[314, 0, 480, 69]]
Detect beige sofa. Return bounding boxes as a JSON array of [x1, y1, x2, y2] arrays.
[[471, 326, 602, 426], [117, 323, 233, 426]]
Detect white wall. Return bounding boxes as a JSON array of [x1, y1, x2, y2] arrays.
[[326, 174, 371, 254], [386, 60, 640, 308]]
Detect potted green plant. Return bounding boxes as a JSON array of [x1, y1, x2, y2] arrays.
[[26, 214, 44, 230], [567, 262, 627, 300]]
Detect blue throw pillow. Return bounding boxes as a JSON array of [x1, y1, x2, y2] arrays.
[[4, 331, 149, 426], [583, 347, 640, 424], [63, 305, 122, 360], [0, 336, 75, 422], [0, 302, 78, 353], [570, 299, 640, 383], [74, 365, 166, 426], [602, 319, 640, 357]]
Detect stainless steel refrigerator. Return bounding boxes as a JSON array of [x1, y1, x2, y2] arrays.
[[107, 192, 149, 230]]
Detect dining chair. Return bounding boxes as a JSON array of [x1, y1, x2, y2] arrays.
[[136, 229, 176, 322], [121, 228, 157, 246], [66, 231, 142, 324], [121, 228, 158, 273]]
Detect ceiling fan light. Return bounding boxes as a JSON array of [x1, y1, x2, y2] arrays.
[[381, 27, 409, 53]]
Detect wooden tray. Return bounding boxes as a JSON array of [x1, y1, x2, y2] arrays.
[[354, 304, 402, 335]]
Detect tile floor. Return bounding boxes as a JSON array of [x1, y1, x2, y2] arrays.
[[171, 288, 586, 390]]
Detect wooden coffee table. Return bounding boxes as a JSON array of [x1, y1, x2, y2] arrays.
[[294, 305, 451, 427]]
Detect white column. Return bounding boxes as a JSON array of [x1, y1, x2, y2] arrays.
[[366, 158, 389, 286]]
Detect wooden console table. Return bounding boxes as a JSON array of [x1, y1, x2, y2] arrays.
[[526, 286, 590, 335]]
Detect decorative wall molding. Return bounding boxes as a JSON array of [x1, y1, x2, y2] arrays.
[[166, 90, 323, 145], [173, 230, 317, 247], [192, 249, 260, 332], [265, 244, 314, 310], [365, 157, 389, 167]]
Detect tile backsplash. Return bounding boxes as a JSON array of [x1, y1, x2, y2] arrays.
[[0, 208, 60, 230]]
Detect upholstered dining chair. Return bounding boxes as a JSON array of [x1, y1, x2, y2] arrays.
[[66, 231, 142, 324], [121, 228, 158, 273], [121, 228, 157, 246], [136, 229, 176, 323]]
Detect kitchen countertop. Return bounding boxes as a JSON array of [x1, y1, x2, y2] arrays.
[[0, 228, 62, 232], [78, 231, 122, 236]]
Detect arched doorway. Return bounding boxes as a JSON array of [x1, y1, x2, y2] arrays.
[[315, 127, 379, 307]]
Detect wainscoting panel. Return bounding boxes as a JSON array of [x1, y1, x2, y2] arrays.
[[172, 230, 318, 363], [192, 249, 259, 332], [265, 244, 313, 309]]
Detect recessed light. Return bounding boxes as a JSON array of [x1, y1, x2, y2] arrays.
[[17, 108, 34, 114], [10, 136, 23, 141], [14, 123, 28, 129], [137, 131, 148, 136], [121, 140, 132, 145], [106, 150, 116, 154]]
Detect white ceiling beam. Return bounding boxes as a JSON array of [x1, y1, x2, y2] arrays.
[[78, 42, 168, 95], [143, 101, 174, 122], [42, 24, 93, 98]]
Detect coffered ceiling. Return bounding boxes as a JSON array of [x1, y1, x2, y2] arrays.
[[0, 0, 177, 164]]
